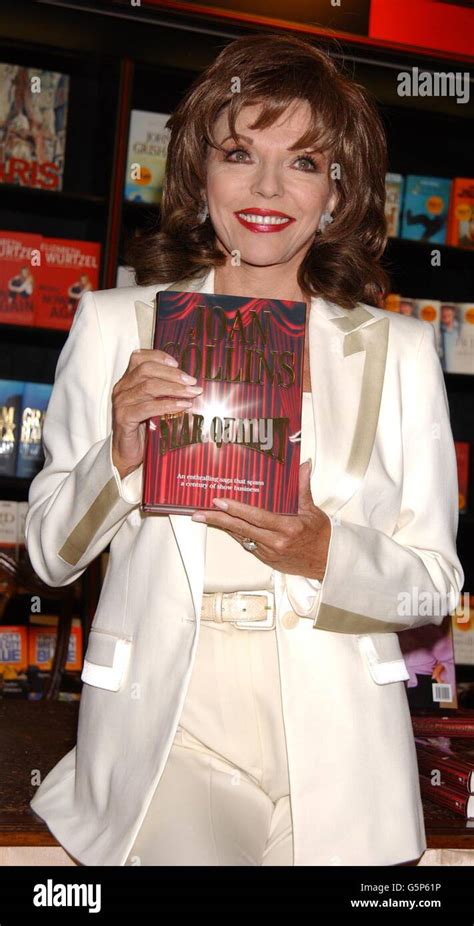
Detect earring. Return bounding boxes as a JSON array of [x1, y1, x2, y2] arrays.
[[318, 211, 334, 233], [197, 199, 208, 223]]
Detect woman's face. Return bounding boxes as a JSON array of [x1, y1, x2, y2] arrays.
[[204, 100, 337, 270]]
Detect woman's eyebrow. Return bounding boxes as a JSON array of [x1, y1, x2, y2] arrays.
[[219, 133, 322, 153], [219, 133, 253, 144]]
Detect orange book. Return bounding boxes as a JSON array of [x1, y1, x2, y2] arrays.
[[447, 177, 474, 249], [455, 441, 470, 513], [35, 237, 101, 330], [0, 625, 28, 671], [28, 618, 82, 671]]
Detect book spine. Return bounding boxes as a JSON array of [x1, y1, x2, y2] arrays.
[[419, 773, 472, 818], [412, 715, 474, 737], [416, 747, 473, 793]]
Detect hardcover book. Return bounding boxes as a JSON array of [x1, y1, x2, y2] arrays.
[[451, 598, 474, 670], [440, 301, 474, 374], [0, 379, 24, 477], [419, 771, 474, 819], [454, 441, 470, 514], [384, 294, 442, 358], [16, 381, 53, 479], [142, 290, 307, 514], [0, 63, 69, 191], [124, 110, 170, 205], [415, 736, 474, 793], [384, 172, 404, 237], [447, 177, 474, 249], [36, 237, 101, 330], [0, 231, 42, 326], [401, 174, 451, 244]]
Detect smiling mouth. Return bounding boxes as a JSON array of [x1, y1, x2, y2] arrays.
[[234, 210, 295, 232]]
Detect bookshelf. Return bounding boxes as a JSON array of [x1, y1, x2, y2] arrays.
[[0, 0, 473, 856]]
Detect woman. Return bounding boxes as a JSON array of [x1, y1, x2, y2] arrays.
[[26, 33, 464, 867]]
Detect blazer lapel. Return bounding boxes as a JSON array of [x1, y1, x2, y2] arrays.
[[309, 297, 390, 516], [133, 269, 390, 614]]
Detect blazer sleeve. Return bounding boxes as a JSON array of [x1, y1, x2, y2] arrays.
[[285, 322, 465, 633], [25, 290, 143, 588]]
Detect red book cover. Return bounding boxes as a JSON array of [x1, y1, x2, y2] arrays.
[[415, 738, 474, 793], [454, 441, 470, 514], [0, 230, 42, 326], [419, 772, 474, 819], [35, 237, 101, 330], [412, 711, 474, 738], [142, 290, 306, 514], [447, 177, 474, 249]]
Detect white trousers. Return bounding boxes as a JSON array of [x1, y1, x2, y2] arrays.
[[126, 617, 294, 866]]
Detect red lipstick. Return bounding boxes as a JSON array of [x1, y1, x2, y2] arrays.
[[234, 207, 296, 233]]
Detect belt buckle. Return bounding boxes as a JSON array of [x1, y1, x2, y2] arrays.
[[233, 590, 275, 630]]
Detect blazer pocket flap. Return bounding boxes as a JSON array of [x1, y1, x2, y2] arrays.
[[81, 629, 132, 691], [357, 633, 410, 685]]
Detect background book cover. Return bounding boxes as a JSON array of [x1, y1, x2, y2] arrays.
[[124, 110, 170, 205], [16, 381, 52, 479], [447, 177, 474, 248], [384, 172, 404, 237], [36, 236, 101, 330], [399, 614, 458, 710], [0, 231, 42, 326], [383, 293, 442, 358], [142, 290, 306, 514], [401, 174, 451, 244], [451, 600, 474, 670], [454, 441, 470, 514], [0, 379, 24, 477], [0, 62, 69, 191], [440, 302, 474, 374]]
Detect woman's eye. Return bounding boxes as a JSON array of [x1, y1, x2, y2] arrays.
[[224, 148, 250, 163], [294, 155, 318, 171]]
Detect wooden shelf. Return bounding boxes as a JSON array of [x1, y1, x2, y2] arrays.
[[1, 700, 473, 851], [424, 797, 474, 849], [0, 700, 78, 846]]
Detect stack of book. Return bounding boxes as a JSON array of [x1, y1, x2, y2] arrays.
[[412, 713, 474, 821]]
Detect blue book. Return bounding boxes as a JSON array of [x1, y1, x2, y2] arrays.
[[401, 175, 451, 245], [0, 380, 24, 477], [16, 382, 53, 479]]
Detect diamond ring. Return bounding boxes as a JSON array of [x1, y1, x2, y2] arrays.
[[242, 537, 258, 553]]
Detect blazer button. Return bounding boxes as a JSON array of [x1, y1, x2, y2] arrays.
[[282, 611, 300, 629]]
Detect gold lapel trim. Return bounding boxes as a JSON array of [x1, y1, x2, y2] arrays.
[[317, 315, 390, 516], [314, 602, 410, 634], [58, 476, 119, 566]]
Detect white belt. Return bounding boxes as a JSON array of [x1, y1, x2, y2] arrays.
[[200, 590, 276, 630]]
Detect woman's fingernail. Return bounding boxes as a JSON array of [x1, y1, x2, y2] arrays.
[[212, 498, 228, 509], [191, 512, 207, 521]]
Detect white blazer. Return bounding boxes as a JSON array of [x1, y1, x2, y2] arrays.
[[26, 266, 464, 867]]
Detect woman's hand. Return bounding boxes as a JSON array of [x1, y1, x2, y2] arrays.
[[191, 459, 331, 581], [111, 348, 203, 479]]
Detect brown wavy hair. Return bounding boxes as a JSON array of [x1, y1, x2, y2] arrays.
[[124, 32, 390, 309]]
